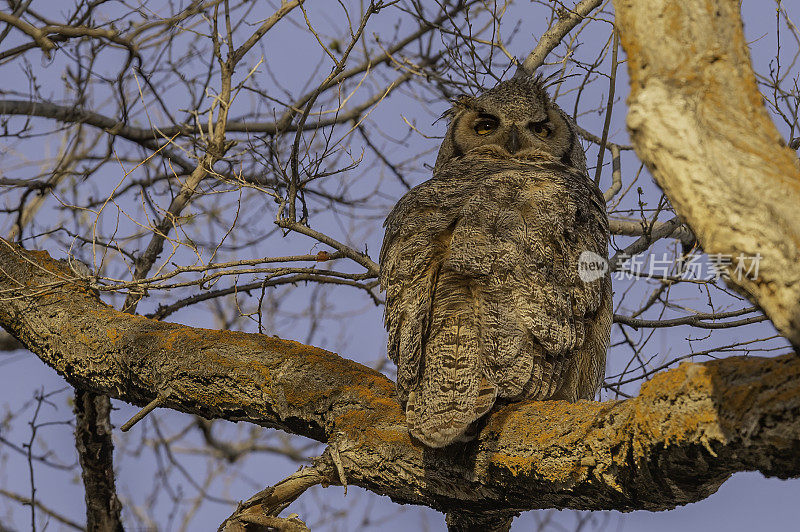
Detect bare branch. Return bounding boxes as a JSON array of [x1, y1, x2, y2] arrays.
[[520, 0, 604, 73], [0, 488, 84, 531], [0, 11, 56, 57], [614, 306, 768, 330], [219, 461, 327, 531]]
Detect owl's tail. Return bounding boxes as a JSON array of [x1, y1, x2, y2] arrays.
[[405, 315, 497, 447]]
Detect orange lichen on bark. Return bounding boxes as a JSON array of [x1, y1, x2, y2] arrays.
[[484, 401, 603, 482], [24, 248, 65, 274], [488, 453, 541, 479]]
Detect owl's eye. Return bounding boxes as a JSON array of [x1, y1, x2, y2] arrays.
[[529, 121, 551, 138], [473, 116, 499, 135]]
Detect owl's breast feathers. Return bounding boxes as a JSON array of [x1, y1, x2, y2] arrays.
[[380, 153, 612, 447]]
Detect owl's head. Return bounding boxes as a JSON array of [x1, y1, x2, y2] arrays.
[[433, 76, 586, 174]]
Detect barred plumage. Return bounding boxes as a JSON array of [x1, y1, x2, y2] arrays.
[[380, 76, 612, 448]]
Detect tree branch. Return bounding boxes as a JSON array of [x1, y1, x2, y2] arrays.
[[1, 239, 799, 516], [0, 11, 56, 57], [0, 488, 84, 531], [520, 0, 604, 73], [613, 0, 800, 348]]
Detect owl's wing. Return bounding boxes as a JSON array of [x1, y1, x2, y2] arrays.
[[380, 201, 436, 407], [380, 177, 498, 448], [556, 273, 612, 401], [549, 179, 613, 401], [444, 162, 611, 401]]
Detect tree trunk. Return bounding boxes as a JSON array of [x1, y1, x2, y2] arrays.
[[613, 0, 800, 348], [74, 389, 124, 532]]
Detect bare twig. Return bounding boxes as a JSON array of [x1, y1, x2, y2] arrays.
[[120, 387, 173, 431], [0, 488, 84, 531]]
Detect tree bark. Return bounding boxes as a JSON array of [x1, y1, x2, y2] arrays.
[[445, 510, 514, 532], [1, 239, 799, 516], [74, 389, 124, 532], [612, 0, 800, 348]]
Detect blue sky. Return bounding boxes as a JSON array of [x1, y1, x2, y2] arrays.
[[0, 1, 799, 530]]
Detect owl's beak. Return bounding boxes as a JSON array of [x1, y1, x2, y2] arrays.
[[506, 127, 520, 154]]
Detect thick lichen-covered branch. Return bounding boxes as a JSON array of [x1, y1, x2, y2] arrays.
[[1, 239, 799, 515], [613, 0, 800, 348]]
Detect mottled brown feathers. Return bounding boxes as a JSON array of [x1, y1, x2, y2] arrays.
[[381, 76, 612, 448]]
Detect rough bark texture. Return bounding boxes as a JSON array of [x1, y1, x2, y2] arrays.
[[1, 239, 799, 515], [613, 0, 800, 348], [74, 389, 124, 532], [445, 510, 514, 532]]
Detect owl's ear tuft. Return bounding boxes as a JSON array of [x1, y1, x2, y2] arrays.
[[451, 94, 477, 112], [452, 94, 476, 108], [434, 109, 451, 125], [435, 95, 477, 124]]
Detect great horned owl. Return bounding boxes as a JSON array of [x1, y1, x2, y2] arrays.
[[380, 74, 612, 448]]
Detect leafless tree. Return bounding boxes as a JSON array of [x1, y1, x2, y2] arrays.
[[0, 0, 799, 530]]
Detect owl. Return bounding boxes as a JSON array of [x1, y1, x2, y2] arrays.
[[379, 74, 612, 448]]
